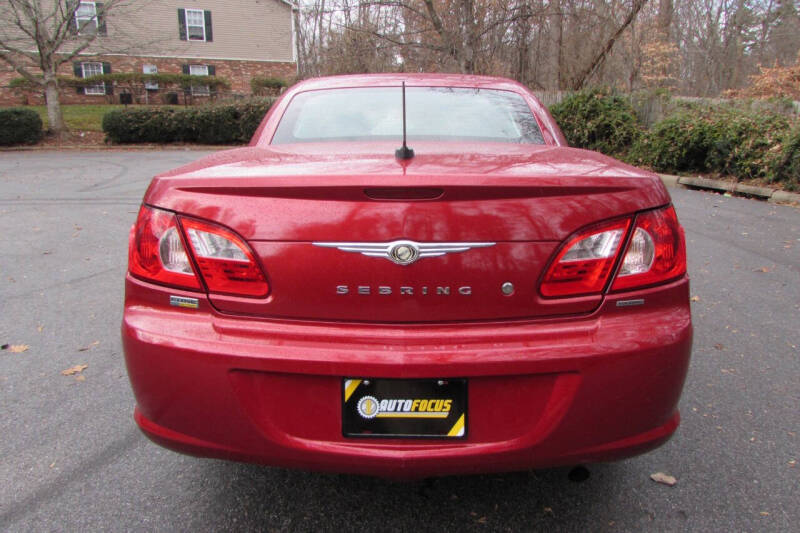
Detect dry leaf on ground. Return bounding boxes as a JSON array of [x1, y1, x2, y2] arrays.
[[7, 344, 29, 353], [78, 341, 100, 352], [690, 295, 700, 302], [650, 472, 677, 486], [61, 364, 88, 376]]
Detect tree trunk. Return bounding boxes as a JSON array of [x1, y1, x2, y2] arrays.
[[556, 3, 564, 89], [570, 0, 649, 89], [459, 0, 477, 74], [657, 0, 673, 39], [43, 75, 67, 136]]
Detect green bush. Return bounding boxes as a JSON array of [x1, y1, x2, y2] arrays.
[[628, 111, 716, 172], [706, 111, 789, 181], [102, 100, 274, 144], [250, 76, 288, 95], [770, 124, 800, 190], [550, 88, 642, 156], [0, 108, 43, 145], [629, 107, 792, 182]]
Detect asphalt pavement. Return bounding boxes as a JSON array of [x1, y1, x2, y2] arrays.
[[0, 151, 798, 532]]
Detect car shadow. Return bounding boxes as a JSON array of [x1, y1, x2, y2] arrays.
[[196, 460, 627, 531]]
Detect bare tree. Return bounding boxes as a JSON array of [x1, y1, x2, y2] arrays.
[[0, 1, 130, 136], [570, 0, 649, 89], [295, 0, 800, 96]]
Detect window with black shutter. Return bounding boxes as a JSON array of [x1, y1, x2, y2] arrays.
[[178, 8, 212, 42], [188, 64, 211, 96], [79, 62, 105, 95]]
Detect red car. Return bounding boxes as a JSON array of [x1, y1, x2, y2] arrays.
[[122, 74, 691, 478]]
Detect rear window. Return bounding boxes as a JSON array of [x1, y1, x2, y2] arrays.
[[271, 87, 545, 145]]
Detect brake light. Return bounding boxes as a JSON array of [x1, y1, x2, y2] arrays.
[[540, 218, 631, 297], [128, 205, 269, 297], [180, 217, 269, 297], [129, 206, 201, 290], [611, 206, 686, 291]]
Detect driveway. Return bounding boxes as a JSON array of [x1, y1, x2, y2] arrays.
[[0, 151, 798, 531]]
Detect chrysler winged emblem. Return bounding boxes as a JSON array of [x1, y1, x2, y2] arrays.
[[312, 240, 495, 266]]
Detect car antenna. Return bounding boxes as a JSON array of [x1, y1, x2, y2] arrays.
[[395, 81, 414, 160]]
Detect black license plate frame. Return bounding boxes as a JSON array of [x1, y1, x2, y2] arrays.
[[342, 378, 467, 439]]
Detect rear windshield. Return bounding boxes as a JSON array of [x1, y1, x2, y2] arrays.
[[271, 87, 545, 145]]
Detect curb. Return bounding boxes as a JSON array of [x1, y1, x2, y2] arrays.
[[658, 174, 800, 205]]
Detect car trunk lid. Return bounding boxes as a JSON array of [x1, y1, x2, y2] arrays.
[[146, 143, 670, 322]]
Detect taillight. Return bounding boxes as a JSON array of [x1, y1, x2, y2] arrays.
[[180, 217, 269, 297], [129, 206, 201, 290], [611, 206, 686, 291], [540, 218, 631, 297], [128, 205, 269, 298]]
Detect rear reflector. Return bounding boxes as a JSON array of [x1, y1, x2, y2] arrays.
[[540, 218, 631, 297], [180, 217, 269, 297], [611, 206, 686, 291], [129, 206, 201, 290]]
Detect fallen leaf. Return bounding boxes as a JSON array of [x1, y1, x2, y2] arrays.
[[543, 507, 554, 516], [61, 364, 88, 376], [690, 295, 700, 302], [37, 325, 44, 332], [650, 472, 677, 486], [49, 462, 56, 468], [78, 341, 100, 352], [476, 516, 487, 524], [760, 512, 770, 516], [8, 344, 29, 353], [753, 267, 770, 273], [788, 459, 796, 467], [713, 343, 725, 350]]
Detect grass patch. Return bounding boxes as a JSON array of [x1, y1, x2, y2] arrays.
[[26, 105, 181, 132], [29, 105, 116, 131]]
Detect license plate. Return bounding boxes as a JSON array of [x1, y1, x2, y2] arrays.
[[342, 378, 467, 439]]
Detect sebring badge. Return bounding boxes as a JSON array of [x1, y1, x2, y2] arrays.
[[312, 239, 495, 265]]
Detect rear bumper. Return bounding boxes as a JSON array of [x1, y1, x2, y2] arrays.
[[122, 275, 692, 478]]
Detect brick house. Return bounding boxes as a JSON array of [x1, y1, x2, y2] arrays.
[[0, 0, 297, 106]]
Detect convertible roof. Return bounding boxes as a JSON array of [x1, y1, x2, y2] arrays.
[[291, 73, 529, 93]]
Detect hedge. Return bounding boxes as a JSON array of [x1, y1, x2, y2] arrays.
[[770, 124, 800, 190], [628, 106, 796, 186], [250, 76, 288, 95], [549, 88, 642, 157], [0, 108, 43, 145], [102, 100, 273, 144], [548, 90, 799, 190]]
